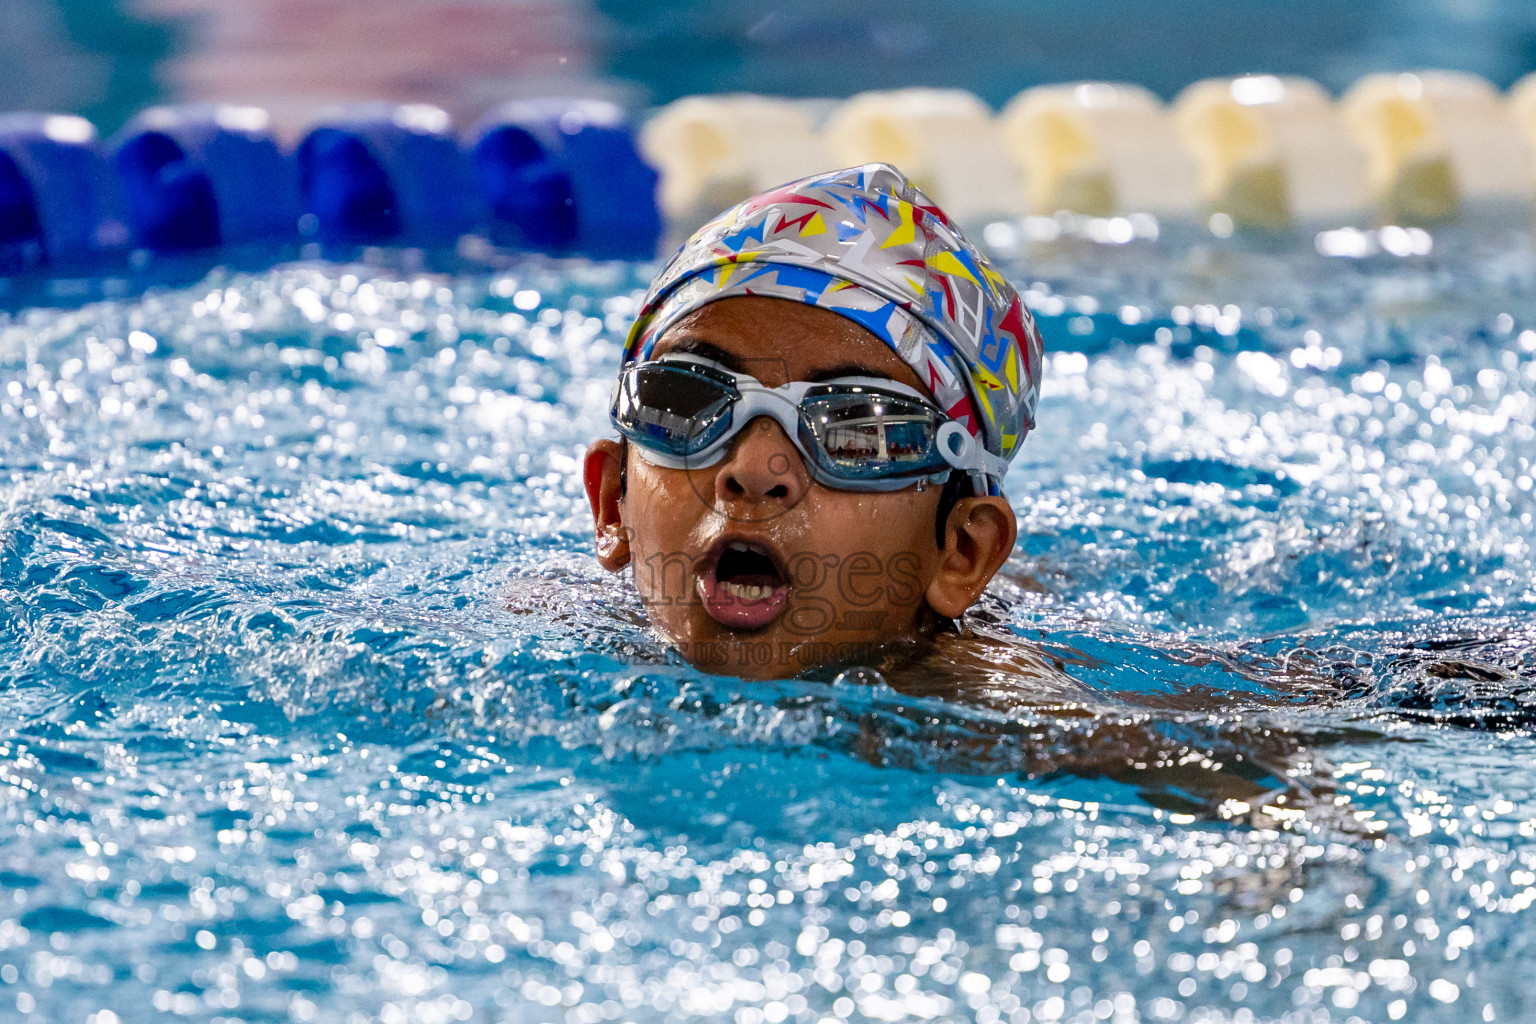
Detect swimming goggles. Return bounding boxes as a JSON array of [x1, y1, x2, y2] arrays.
[[610, 355, 1009, 493]]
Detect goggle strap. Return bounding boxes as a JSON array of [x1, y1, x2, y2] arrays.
[[935, 421, 1010, 481]]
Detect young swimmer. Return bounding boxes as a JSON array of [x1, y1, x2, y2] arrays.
[[573, 164, 1353, 822], [583, 163, 1044, 680]]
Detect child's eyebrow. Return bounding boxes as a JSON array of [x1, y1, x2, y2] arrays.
[[803, 364, 895, 383], [657, 337, 749, 372], [659, 337, 897, 384]]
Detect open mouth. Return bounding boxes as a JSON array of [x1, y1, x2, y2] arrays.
[[696, 539, 791, 630]]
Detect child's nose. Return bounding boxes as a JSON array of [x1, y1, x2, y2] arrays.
[[714, 416, 809, 508]]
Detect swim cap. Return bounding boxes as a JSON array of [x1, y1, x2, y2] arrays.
[[623, 163, 1044, 486]]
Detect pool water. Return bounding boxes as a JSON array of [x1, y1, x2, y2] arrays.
[[1, 223, 1534, 1024]]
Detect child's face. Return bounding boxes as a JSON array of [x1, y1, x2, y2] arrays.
[[585, 295, 1016, 679]]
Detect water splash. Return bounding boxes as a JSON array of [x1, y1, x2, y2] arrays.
[[0, 237, 1533, 1022]]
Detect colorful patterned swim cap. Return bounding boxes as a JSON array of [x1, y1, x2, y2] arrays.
[[623, 163, 1044, 486]]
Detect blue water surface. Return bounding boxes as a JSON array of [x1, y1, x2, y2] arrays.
[[1, 223, 1535, 1024]]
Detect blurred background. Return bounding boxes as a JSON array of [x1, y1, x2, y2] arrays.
[[2, 0, 1536, 137]]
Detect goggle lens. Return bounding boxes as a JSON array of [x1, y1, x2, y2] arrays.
[[612, 362, 736, 456], [800, 389, 948, 480]]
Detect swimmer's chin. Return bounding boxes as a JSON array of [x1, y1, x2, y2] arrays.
[[659, 623, 932, 682]]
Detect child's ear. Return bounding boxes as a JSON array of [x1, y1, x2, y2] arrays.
[[925, 496, 1017, 618], [583, 439, 631, 571]]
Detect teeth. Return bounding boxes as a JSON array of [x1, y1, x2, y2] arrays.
[[720, 581, 773, 602]]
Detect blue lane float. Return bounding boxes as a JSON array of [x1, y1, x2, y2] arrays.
[[112, 104, 299, 252], [0, 97, 665, 275], [470, 98, 660, 260], [297, 104, 479, 247], [0, 113, 110, 271]]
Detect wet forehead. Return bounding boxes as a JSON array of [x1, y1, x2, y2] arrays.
[[648, 296, 929, 393]]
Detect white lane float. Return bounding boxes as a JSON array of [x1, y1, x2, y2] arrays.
[[999, 82, 1198, 219], [640, 94, 830, 230], [821, 88, 1017, 223], [1172, 75, 1370, 229], [1509, 71, 1536, 171], [1342, 71, 1533, 225]]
